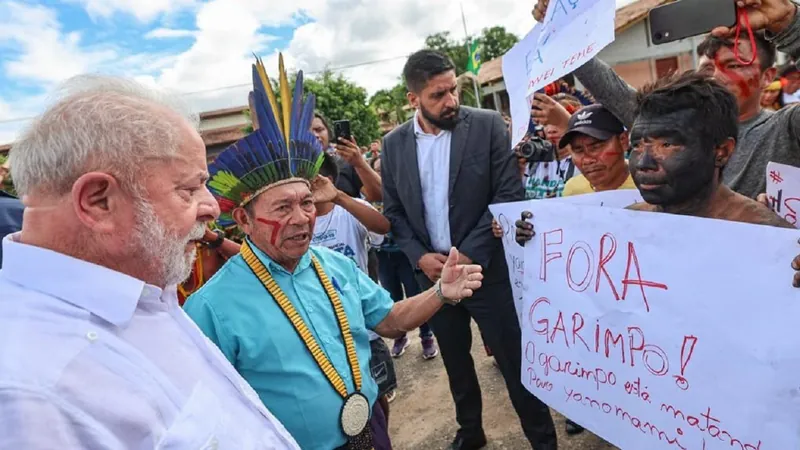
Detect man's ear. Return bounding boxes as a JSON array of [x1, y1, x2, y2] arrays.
[[71, 172, 127, 233], [618, 131, 630, 151], [715, 137, 736, 167], [406, 91, 419, 110], [762, 67, 778, 89], [232, 207, 252, 235]]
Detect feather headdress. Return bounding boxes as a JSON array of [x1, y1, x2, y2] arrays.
[[207, 54, 325, 227]]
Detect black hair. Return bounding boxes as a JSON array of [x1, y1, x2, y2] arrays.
[[319, 152, 339, 183], [560, 73, 575, 87], [696, 30, 776, 72], [313, 111, 332, 139], [403, 49, 456, 93], [635, 70, 738, 152]]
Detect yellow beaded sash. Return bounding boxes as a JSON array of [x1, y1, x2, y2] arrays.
[[240, 240, 363, 397]]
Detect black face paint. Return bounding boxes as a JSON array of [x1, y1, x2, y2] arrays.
[[629, 111, 716, 206], [420, 103, 460, 131]]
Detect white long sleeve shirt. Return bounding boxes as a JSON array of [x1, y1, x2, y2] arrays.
[[0, 234, 299, 449]]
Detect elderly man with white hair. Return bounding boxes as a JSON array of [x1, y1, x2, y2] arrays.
[[0, 75, 300, 449]]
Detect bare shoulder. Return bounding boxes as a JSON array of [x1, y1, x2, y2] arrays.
[[625, 202, 657, 212], [731, 194, 794, 229]]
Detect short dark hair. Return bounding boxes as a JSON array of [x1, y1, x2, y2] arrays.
[[319, 152, 339, 183], [635, 71, 738, 152], [697, 30, 776, 72], [403, 49, 456, 93]]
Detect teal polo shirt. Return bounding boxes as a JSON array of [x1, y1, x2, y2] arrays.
[[185, 241, 394, 450]]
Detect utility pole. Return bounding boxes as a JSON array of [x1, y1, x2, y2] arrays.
[[461, 3, 482, 108]]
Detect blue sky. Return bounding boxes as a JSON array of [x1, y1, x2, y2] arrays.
[[0, 0, 635, 143]]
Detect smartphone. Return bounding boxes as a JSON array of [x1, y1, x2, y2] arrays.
[[333, 120, 352, 142], [648, 0, 737, 45]]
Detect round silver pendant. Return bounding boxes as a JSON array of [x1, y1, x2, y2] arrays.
[[340, 392, 370, 437]]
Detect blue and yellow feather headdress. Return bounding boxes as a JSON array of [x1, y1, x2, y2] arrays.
[[207, 54, 325, 227]]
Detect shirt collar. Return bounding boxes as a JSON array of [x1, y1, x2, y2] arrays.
[[413, 110, 449, 138], [245, 237, 312, 275], [0, 233, 153, 327]]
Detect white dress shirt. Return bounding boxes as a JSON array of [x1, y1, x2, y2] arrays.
[[414, 111, 452, 253], [0, 234, 299, 450]]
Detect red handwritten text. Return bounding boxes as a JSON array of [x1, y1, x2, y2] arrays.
[[539, 231, 668, 312]]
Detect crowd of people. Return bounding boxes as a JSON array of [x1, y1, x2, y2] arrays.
[[1, 0, 800, 449]]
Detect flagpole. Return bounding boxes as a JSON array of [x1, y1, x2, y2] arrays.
[[461, 3, 482, 108]]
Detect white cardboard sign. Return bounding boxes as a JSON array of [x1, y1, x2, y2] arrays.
[[518, 201, 800, 449]]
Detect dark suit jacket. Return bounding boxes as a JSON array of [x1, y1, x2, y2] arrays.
[[381, 107, 523, 284], [0, 191, 23, 269]]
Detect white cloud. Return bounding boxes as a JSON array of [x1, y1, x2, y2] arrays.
[[0, 0, 641, 144], [67, 0, 197, 22], [0, 2, 116, 85], [145, 28, 196, 39]]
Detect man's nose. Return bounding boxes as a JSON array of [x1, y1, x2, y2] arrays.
[[198, 186, 221, 221], [635, 148, 659, 171]]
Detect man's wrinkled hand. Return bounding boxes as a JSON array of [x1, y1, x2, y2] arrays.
[[711, 0, 797, 37], [419, 253, 448, 282], [531, 93, 571, 130], [311, 175, 340, 204], [335, 136, 365, 166], [515, 211, 535, 247], [440, 248, 484, 300]]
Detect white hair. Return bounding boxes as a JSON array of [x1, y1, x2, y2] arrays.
[[9, 74, 199, 197]]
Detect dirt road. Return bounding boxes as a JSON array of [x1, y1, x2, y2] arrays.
[[386, 321, 618, 450]]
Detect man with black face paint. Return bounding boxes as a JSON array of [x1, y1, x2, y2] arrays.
[[381, 49, 558, 450], [516, 72, 800, 288]]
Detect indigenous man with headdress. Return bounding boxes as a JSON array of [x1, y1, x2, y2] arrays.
[[184, 56, 484, 450]]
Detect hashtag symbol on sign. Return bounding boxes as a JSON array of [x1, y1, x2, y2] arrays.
[[770, 170, 783, 183]]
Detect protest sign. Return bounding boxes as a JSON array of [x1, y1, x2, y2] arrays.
[[766, 161, 800, 227], [489, 190, 643, 321], [502, 0, 616, 147], [517, 200, 800, 449]]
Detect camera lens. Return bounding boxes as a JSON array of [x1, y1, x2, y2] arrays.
[[654, 32, 663, 40]]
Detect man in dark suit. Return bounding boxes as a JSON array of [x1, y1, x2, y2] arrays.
[[381, 49, 557, 450]]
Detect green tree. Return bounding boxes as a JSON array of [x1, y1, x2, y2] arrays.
[[304, 71, 380, 146], [369, 81, 410, 128], [479, 26, 519, 61]]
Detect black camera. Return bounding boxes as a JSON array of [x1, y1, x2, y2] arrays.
[[516, 126, 555, 163]]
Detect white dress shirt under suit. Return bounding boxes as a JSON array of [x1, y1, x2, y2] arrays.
[[413, 111, 453, 254], [0, 234, 299, 449]]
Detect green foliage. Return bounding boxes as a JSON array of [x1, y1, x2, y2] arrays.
[[423, 26, 519, 75], [304, 71, 381, 145], [479, 26, 520, 62], [369, 81, 411, 128]]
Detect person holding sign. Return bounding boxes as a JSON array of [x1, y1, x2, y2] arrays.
[[516, 71, 800, 285], [533, 0, 800, 199], [184, 56, 485, 450]]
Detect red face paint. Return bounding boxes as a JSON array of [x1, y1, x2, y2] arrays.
[[256, 218, 283, 246]]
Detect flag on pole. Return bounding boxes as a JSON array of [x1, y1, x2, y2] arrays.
[[466, 40, 482, 75]]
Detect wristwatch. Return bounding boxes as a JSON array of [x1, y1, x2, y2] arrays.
[[206, 229, 225, 249], [434, 279, 461, 305]]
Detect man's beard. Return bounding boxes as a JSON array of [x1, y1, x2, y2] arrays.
[[132, 199, 206, 287], [420, 103, 460, 131]]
